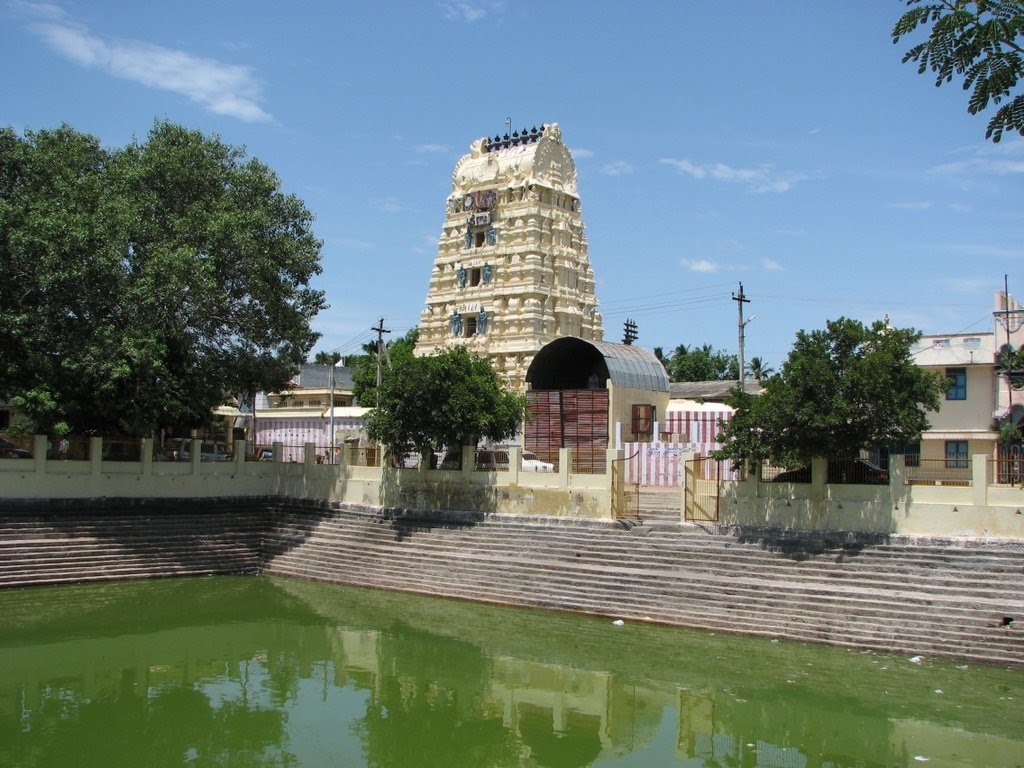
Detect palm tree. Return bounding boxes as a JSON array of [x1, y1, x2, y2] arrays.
[[653, 346, 670, 373], [746, 356, 775, 381]]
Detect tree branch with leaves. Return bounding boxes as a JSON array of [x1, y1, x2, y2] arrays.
[[893, 0, 1024, 142]]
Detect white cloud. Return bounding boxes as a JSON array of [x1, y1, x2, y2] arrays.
[[888, 201, 933, 210], [930, 139, 1024, 177], [331, 237, 376, 252], [941, 243, 1024, 259], [601, 160, 634, 177], [412, 233, 440, 254], [714, 238, 744, 253], [369, 196, 407, 214], [681, 258, 719, 273], [440, 1, 497, 22], [571, 147, 594, 159], [416, 144, 450, 154], [660, 157, 809, 193], [932, 277, 995, 296], [27, 10, 271, 123], [762, 258, 782, 271]]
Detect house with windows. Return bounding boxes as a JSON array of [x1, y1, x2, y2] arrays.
[[252, 363, 369, 462], [909, 331, 999, 469], [900, 290, 1024, 473]]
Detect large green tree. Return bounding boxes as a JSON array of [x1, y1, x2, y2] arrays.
[[715, 318, 945, 466], [367, 346, 526, 460], [893, 0, 1024, 142], [0, 121, 325, 436]]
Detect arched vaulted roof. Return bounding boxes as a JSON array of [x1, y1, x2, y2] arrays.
[[526, 337, 669, 392]]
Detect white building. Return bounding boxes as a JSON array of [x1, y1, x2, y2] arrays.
[[252, 364, 368, 462]]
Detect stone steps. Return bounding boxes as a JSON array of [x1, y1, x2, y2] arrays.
[[264, 515, 1024, 599], [263, 529, 1017, 629], [264, 546, 1021, 666], [0, 507, 266, 587], [260, 507, 1024, 665], [1, 499, 1021, 666]]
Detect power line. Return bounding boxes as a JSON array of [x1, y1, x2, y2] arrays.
[[597, 281, 735, 310]]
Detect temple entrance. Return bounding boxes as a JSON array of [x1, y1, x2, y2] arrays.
[[525, 389, 609, 471]]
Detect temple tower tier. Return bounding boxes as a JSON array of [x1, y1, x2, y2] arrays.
[[415, 123, 603, 389]]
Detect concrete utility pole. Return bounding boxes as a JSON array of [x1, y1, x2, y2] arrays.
[[733, 283, 752, 386], [328, 356, 344, 463], [994, 274, 1023, 429], [371, 317, 391, 389]]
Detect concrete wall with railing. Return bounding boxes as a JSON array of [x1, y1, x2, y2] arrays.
[[0, 437, 624, 520], [5, 435, 1024, 535], [714, 454, 1024, 539]]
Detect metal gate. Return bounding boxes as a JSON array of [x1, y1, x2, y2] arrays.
[[684, 455, 721, 522], [612, 451, 641, 521]]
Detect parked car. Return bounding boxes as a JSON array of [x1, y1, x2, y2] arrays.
[[522, 451, 554, 472], [166, 438, 232, 462], [0, 437, 32, 459], [772, 458, 888, 485]]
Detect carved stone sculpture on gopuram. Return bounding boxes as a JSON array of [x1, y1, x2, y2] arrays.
[[415, 123, 604, 390]]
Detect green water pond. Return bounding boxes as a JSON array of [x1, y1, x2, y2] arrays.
[[0, 575, 1021, 767]]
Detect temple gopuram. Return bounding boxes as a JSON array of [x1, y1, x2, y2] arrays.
[[415, 123, 603, 389]]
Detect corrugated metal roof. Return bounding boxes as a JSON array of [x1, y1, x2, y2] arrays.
[[669, 380, 763, 401], [526, 337, 668, 392], [584, 339, 669, 392]]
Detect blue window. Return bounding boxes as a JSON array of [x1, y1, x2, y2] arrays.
[[945, 368, 967, 400], [945, 440, 968, 469]]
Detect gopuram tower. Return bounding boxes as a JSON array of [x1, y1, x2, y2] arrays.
[[415, 123, 603, 389]]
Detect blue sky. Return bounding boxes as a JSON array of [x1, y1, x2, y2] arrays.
[[3, 0, 1022, 369]]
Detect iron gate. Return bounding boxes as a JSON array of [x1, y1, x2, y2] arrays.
[[684, 455, 722, 522]]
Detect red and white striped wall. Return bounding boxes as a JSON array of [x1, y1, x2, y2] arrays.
[[617, 404, 734, 487]]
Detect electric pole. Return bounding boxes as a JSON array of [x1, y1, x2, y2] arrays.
[[733, 283, 751, 386], [371, 317, 391, 389]]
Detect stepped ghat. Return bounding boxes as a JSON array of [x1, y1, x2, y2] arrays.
[[2, 439, 1023, 666], [1, 493, 1021, 667]]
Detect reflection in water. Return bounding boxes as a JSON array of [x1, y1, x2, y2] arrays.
[[0, 575, 1021, 767]]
